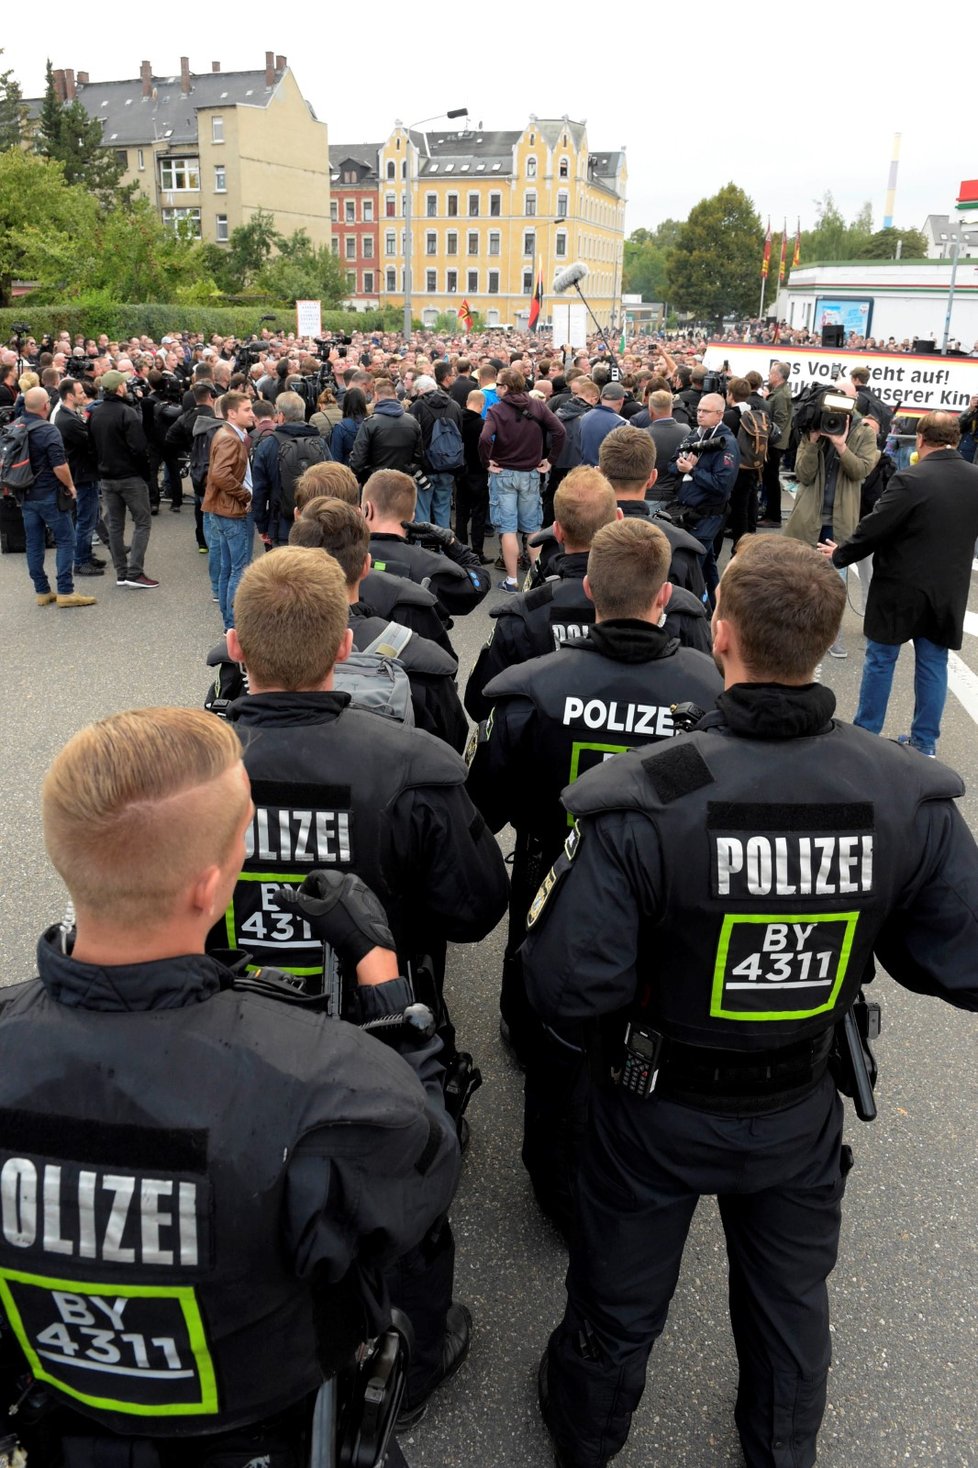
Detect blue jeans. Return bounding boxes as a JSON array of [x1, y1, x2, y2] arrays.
[[418, 471, 455, 528], [73, 481, 100, 569], [208, 513, 254, 630], [23, 495, 74, 595], [854, 637, 948, 755]]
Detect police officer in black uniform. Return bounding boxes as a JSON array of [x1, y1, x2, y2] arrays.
[[523, 535, 978, 1468], [0, 707, 459, 1467], [363, 469, 489, 619], [467, 518, 722, 1226]]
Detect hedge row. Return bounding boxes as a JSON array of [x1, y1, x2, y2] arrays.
[[0, 304, 404, 343]]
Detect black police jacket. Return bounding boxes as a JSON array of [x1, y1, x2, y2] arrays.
[[0, 932, 458, 1437], [530, 503, 708, 604], [218, 691, 508, 978], [467, 619, 722, 863], [360, 569, 455, 657], [368, 533, 489, 617], [524, 683, 978, 1063]]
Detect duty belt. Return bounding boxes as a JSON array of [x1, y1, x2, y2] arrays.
[[629, 1028, 834, 1114]]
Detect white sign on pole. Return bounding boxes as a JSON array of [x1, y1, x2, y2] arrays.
[[703, 340, 978, 415], [551, 302, 589, 350], [296, 299, 322, 340]]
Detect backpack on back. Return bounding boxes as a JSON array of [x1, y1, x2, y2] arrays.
[[273, 429, 329, 519], [736, 408, 771, 474], [190, 417, 222, 486], [0, 419, 41, 501], [426, 412, 465, 473]]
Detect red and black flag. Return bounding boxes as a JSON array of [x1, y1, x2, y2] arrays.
[[458, 298, 474, 332], [761, 218, 771, 280], [528, 259, 543, 331]]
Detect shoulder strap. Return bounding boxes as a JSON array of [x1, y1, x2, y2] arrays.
[[364, 620, 413, 658]]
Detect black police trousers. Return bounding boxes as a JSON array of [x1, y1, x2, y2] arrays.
[[543, 1073, 848, 1468]]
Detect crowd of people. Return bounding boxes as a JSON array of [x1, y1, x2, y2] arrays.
[[2, 318, 978, 1468]]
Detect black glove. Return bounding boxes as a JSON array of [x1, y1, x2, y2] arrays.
[[269, 871, 395, 969], [402, 519, 455, 549]]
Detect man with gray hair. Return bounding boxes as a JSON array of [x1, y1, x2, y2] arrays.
[[759, 359, 793, 523], [251, 389, 330, 547], [410, 372, 465, 526]]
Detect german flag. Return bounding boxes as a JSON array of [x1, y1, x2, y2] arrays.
[[528, 260, 543, 331], [458, 299, 474, 331]]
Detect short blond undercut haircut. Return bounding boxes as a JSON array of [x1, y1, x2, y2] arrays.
[[587, 519, 671, 620], [295, 461, 360, 509], [233, 547, 350, 690], [719, 537, 845, 680], [42, 709, 245, 927], [363, 469, 417, 523], [554, 466, 618, 551]]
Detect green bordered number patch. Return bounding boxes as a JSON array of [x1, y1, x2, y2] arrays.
[[711, 912, 857, 1021], [0, 1269, 218, 1418]]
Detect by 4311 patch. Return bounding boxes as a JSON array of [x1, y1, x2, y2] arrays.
[[710, 913, 858, 1021]]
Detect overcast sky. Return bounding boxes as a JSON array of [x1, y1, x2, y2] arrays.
[[9, 9, 977, 240]]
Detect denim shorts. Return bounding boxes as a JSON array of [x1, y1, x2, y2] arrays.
[[489, 469, 542, 535]]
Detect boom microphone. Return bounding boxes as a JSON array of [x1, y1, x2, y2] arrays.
[[553, 261, 589, 294]]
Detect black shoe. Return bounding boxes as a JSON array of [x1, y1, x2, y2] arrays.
[[169, 504, 182, 513], [499, 1016, 528, 1071], [538, 1354, 605, 1468], [74, 562, 105, 577], [396, 1303, 472, 1429], [474, 552, 492, 565], [88, 554, 107, 568]]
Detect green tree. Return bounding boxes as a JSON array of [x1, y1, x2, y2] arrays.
[[0, 51, 25, 150], [856, 226, 928, 259], [255, 229, 345, 306], [623, 219, 682, 301], [0, 149, 98, 305], [666, 184, 762, 319], [35, 59, 130, 205], [800, 193, 873, 262], [223, 209, 283, 288]]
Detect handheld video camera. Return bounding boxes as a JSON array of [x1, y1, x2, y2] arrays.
[[677, 433, 725, 458], [793, 387, 854, 437]]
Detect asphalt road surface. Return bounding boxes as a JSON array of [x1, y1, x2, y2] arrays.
[[0, 494, 975, 1468]]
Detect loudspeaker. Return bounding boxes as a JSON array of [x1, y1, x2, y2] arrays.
[[913, 339, 936, 354], [821, 325, 845, 348]]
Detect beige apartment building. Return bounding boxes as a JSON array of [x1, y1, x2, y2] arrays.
[[336, 117, 626, 328], [33, 56, 330, 249]]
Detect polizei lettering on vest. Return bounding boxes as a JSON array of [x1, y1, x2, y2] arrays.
[[0, 1158, 199, 1267], [245, 807, 352, 864], [715, 833, 874, 897], [563, 696, 675, 738]]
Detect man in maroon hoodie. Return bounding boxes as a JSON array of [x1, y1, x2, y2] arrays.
[[479, 367, 565, 591]]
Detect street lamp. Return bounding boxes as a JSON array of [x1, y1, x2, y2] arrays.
[[399, 107, 468, 340]]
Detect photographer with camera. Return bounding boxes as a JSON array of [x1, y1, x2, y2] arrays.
[[784, 393, 878, 658], [675, 392, 740, 605], [89, 370, 159, 589]]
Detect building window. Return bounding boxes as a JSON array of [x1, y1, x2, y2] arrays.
[[385, 230, 396, 255], [385, 193, 396, 218], [161, 207, 201, 236], [557, 191, 568, 219], [387, 160, 395, 179], [447, 231, 458, 256], [527, 156, 537, 178], [488, 231, 500, 256], [401, 160, 406, 179], [345, 236, 356, 260], [447, 193, 458, 217], [159, 157, 200, 191], [489, 192, 501, 217], [467, 270, 478, 292], [426, 231, 437, 255], [330, 199, 338, 221], [426, 193, 437, 217], [216, 214, 228, 242], [523, 230, 535, 256], [363, 236, 374, 259], [522, 269, 533, 294], [115, 148, 128, 168], [488, 270, 499, 294], [524, 192, 536, 216], [363, 199, 373, 222], [559, 157, 568, 179], [211, 116, 224, 144], [386, 267, 397, 291], [214, 164, 226, 192], [363, 271, 374, 293], [346, 271, 356, 290], [137, 148, 145, 171], [468, 193, 479, 216], [426, 270, 437, 293], [345, 200, 355, 223], [555, 231, 567, 257], [447, 269, 457, 293], [331, 236, 339, 255], [467, 231, 479, 255]]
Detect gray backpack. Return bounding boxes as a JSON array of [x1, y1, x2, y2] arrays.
[[333, 622, 415, 725]]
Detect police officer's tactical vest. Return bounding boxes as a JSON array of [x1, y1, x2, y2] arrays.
[[0, 970, 420, 1436], [565, 721, 963, 1049], [498, 573, 594, 656]]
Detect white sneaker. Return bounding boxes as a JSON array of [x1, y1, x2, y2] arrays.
[[828, 640, 847, 659]]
